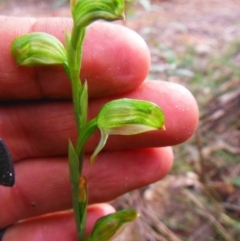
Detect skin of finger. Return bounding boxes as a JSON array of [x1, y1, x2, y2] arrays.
[[3, 204, 115, 241], [0, 16, 150, 99], [0, 147, 173, 227], [0, 81, 198, 161]]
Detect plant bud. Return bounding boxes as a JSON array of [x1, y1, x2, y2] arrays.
[[87, 209, 139, 241], [11, 32, 66, 66]]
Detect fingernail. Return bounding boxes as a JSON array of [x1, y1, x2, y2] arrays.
[[0, 227, 7, 241]]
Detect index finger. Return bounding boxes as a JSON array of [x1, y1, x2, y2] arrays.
[[0, 16, 150, 100]]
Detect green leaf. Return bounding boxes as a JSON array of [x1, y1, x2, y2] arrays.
[[76, 118, 98, 156], [72, 0, 125, 28], [11, 32, 66, 66], [86, 209, 139, 241], [90, 98, 165, 163], [65, 31, 86, 129], [79, 82, 88, 127], [78, 176, 88, 240], [68, 141, 81, 236], [68, 142, 89, 240]]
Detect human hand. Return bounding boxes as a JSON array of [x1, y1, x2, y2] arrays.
[[0, 16, 198, 241]]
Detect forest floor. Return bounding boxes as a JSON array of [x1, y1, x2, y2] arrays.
[[1, 0, 240, 240]]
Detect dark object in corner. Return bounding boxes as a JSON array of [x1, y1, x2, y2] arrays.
[[0, 139, 15, 187], [0, 227, 7, 240]]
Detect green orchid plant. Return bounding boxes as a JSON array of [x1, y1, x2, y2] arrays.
[[11, 0, 165, 240]]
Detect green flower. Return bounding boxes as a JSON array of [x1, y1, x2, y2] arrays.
[[11, 32, 66, 66], [72, 0, 125, 28], [90, 98, 165, 163]]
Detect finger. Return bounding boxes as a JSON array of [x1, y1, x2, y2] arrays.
[[0, 147, 173, 227], [0, 16, 150, 99], [2, 204, 115, 241], [0, 81, 198, 161]]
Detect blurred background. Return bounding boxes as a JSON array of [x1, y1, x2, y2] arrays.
[[1, 0, 240, 240]]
